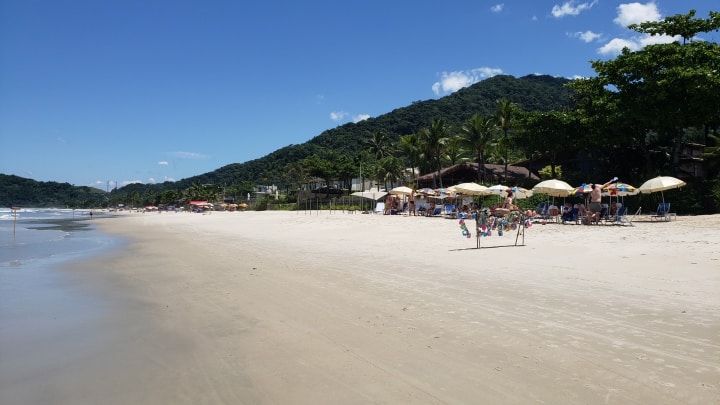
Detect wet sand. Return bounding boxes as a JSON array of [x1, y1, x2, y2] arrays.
[[2, 211, 718, 404]]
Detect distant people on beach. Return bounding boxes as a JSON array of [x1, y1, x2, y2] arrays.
[[408, 191, 416, 216]]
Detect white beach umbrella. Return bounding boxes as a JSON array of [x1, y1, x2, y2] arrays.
[[638, 176, 686, 205], [389, 186, 413, 195], [531, 179, 574, 197], [351, 188, 388, 200], [452, 182, 489, 196], [507, 186, 533, 199], [486, 184, 509, 195]]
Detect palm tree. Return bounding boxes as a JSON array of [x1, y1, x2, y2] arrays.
[[444, 135, 470, 167], [398, 133, 422, 188], [364, 131, 393, 160], [420, 119, 451, 188], [188, 181, 205, 200], [461, 113, 497, 183], [376, 156, 406, 190], [495, 99, 518, 182]]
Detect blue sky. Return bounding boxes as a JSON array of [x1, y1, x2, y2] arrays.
[[1, 0, 716, 190]]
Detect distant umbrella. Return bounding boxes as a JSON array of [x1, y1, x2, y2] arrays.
[[603, 182, 638, 197], [452, 182, 489, 196], [532, 179, 574, 197], [639, 176, 686, 205], [389, 186, 413, 195], [508, 186, 533, 199]]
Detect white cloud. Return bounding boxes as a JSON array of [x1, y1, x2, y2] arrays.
[[432, 67, 503, 96], [157, 161, 169, 166], [597, 2, 675, 56], [353, 114, 370, 123], [169, 151, 207, 159], [147, 177, 156, 184], [122, 180, 143, 186], [551, 0, 598, 18], [164, 176, 175, 182], [613, 1, 660, 27], [330, 111, 348, 121], [569, 30, 602, 43], [639, 33, 677, 46], [598, 37, 639, 54], [491, 3, 503, 13]]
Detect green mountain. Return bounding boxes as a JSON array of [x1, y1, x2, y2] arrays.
[[1, 74, 573, 206], [0, 174, 106, 208], [134, 74, 573, 192]]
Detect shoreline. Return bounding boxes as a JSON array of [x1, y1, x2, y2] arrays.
[[2, 211, 718, 404]]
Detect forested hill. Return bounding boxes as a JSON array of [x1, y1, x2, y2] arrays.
[[0, 174, 106, 208], [154, 74, 573, 191]]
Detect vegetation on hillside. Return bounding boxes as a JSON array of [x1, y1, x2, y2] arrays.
[[3, 10, 719, 213]]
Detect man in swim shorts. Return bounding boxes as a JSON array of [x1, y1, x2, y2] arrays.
[[588, 177, 617, 223]]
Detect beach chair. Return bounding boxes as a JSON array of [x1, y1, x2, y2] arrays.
[[429, 207, 442, 216], [606, 206, 628, 225], [562, 207, 580, 224], [535, 202, 550, 220], [650, 203, 673, 222], [443, 204, 457, 219], [373, 202, 385, 214], [619, 207, 640, 226]]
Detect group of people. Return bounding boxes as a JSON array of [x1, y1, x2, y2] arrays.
[[558, 177, 621, 224], [382, 178, 620, 223]]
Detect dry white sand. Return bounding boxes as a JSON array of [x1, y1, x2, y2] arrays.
[[3, 210, 719, 404]]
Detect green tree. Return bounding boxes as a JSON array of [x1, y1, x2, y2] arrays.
[[460, 113, 497, 183], [569, 10, 720, 177], [364, 131, 394, 160], [495, 98, 518, 182], [419, 119, 452, 188], [397, 133, 422, 188]]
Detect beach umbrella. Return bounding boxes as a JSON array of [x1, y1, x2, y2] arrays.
[[351, 188, 388, 200], [573, 183, 593, 196], [638, 176, 686, 205], [452, 182, 489, 196], [486, 184, 509, 195], [507, 186, 533, 199], [603, 182, 638, 197], [531, 179, 574, 197], [389, 186, 413, 195], [351, 188, 388, 212]]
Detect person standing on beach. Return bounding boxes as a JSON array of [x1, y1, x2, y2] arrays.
[[588, 178, 616, 224], [408, 190, 416, 216]]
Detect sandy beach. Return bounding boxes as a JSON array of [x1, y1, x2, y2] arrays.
[[2, 210, 719, 404]]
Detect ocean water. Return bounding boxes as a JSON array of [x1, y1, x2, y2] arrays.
[[0, 208, 120, 268], [0, 209, 126, 401]]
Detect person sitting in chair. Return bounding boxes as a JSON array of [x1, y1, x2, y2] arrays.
[[502, 189, 516, 210]]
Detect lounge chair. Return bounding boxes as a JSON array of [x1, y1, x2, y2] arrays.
[[650, 202, 675, 221], [443, 204, 457, 219], [620, 207, 640, 226], [429, 207, 442, 216], [535, 202, 550, 221], [606, 206, 629, 225], [562, 207, 580, 224], [373, 202, 385, 214]]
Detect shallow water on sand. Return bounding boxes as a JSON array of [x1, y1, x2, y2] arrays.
[[0, 208, 126, 403]]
